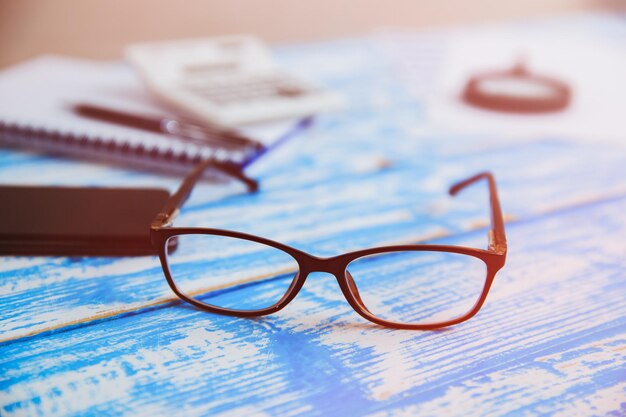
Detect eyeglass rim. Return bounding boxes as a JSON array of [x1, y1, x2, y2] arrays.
[[150, 162, 507, 329], [152, 227, 505, 329]]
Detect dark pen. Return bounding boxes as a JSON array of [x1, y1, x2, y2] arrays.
[[72, 104, 264, 151]]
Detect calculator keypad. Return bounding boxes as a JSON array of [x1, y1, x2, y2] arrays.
[[183, 74, 311, 105]]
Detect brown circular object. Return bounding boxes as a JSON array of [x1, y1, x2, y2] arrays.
[[462, 63, 571, 113]]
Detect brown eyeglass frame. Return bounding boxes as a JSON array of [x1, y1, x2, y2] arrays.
[[151, 161, 507, 330]]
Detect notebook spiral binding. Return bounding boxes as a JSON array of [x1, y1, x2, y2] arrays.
[[0, 120, 256, 177]]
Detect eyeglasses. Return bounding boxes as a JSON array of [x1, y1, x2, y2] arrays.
[[151, 161, 507, 329]]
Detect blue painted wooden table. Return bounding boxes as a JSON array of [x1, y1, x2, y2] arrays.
[[1, 15, 625, 417]]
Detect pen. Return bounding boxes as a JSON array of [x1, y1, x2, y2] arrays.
[[72, 104, 264, 151]]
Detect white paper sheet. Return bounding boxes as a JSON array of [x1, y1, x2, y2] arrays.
[[376, 19, 626, 145], [0, 55, 293, 151]]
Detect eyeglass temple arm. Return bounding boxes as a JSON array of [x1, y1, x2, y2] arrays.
[[152, 159, 258, 228], [449, 172, 507, 254]]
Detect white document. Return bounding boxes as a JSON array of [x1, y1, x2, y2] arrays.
[[0, 55, 301, 180], [0, 55, 295, 149], [376, 21, 626, 145]]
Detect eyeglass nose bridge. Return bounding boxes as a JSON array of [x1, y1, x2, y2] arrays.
[[296, 255, 372, 316], [298, 253, 347, 276]]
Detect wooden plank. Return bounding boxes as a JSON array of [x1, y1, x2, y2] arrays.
[[1, 194, 625, 416]]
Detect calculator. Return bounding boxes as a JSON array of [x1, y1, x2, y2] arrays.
[[125, 35, 343, 126]]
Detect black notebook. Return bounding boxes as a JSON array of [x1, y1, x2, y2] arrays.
[[0, 56, 305, 176]]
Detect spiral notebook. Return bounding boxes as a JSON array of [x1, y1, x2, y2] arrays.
[[0, 56, 307, 176]]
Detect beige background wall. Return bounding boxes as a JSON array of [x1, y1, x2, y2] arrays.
[[0, 0, 617, 68]]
